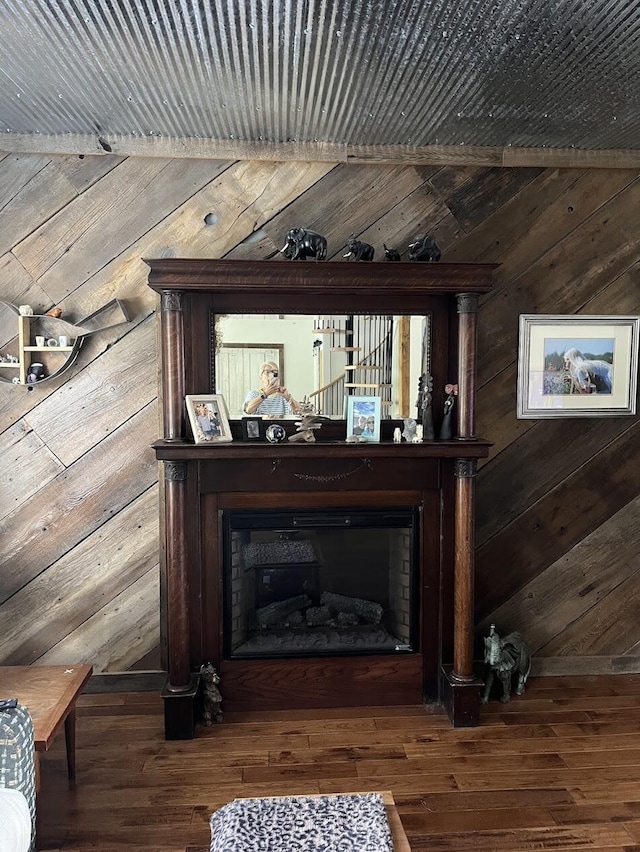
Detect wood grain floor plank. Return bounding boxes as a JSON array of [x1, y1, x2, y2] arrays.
[[401, 805, 556, 833], [306, 729, 443, 747], [407, 824, 635, 851], [549, 802, 640, 825], [405, 733, 640, 759], [560, 748, 640, 769], [552, 720, 640, 737], [357, 752, 565, 778], [393, 787, 575, 812], [267, 744, 407, 765], [454, 765, 640, 792]]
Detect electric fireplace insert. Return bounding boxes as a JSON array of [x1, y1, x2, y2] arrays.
[[224, 508, 418, 659]]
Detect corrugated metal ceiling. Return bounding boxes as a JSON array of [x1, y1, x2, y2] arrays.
[[1, 0, 638, 153]]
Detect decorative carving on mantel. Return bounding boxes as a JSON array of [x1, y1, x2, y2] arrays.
[[161, 290, 183, 312], [454, 458, 478, 478], [164, 461, 187, 481], [293, 459, 374, 483], [456, 293, 479, 314]]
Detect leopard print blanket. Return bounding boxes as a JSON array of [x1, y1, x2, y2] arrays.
[[209, 792, 392, 851]]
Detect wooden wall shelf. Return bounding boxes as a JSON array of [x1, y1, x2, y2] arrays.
[[0, 299, 130, 386]]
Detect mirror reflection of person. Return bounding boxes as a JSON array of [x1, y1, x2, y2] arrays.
[[243, 361, 300, 417]]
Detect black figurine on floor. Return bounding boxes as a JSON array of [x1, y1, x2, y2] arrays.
[[200, 662, 223, 724], [383, 244, 401, 261], [438, 383, 458, 440], [481, 624, 531, 704], [408, 234, 441, 262]]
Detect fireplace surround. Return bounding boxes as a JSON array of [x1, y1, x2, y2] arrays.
[[147, 259, 495, 739], [223, 507, 419, 660]]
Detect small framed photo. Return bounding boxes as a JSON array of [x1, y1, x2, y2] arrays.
[[517, 315, 640, 418], [185, 395, 233, 443], [241, 416, 263, 441], [346, 395, 382, 441]]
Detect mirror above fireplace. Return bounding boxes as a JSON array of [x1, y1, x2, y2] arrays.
[[213, 313, 430, 419]]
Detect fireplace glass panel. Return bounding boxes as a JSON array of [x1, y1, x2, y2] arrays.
[[224, 509, 418, 659]]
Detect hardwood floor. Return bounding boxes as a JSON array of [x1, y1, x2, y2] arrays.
[[37, 674, 640, 851]]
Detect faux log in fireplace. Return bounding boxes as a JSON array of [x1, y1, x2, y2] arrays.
[[147, 259, 496, 739]]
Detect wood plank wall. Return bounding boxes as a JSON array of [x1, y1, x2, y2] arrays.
[[0, 152, 638, 678]]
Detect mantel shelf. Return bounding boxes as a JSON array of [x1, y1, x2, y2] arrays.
[[153, 439, 492, 461]]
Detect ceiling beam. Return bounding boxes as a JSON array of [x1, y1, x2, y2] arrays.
[[2, 133, 640, 169]]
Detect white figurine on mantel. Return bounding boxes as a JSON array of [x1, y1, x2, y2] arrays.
[[393, 427, 402, 443], [402, 418, 417, 442], [18, 305, 33, 316], [413, 424, 424, 443]]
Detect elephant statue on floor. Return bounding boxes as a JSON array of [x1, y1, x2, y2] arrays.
[[481, 624, 531, 704]]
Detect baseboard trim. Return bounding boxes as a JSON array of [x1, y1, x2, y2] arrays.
[[83, 670, 167, 693], [530, 656, 640, 677], [83, 659, 640, 693]]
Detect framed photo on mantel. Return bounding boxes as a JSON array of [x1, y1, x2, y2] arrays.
[[346, 395, 382, 441], [517, 315, 640, 418], [186, 395, 233, 443]]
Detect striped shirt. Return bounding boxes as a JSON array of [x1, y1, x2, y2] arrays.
[[243, 389, 294, 416]]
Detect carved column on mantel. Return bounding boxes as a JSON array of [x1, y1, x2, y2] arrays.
[[160, 290, 186, 442], [442, 456, 482, 727], [162, 460, 197, 739], [456, 293, 479, 440], [453, 457, 477, 680], [441, 295, 484, 723]]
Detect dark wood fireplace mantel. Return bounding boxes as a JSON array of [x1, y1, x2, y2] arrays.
[[147, 260, 496, 739]]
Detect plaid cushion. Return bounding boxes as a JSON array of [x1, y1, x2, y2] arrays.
[[0, 700, 36, 852]]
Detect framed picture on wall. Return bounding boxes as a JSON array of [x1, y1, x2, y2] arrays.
[[346, 395, 382, 441], [517, 315, 640, 418], [186, 395, 233, 443]]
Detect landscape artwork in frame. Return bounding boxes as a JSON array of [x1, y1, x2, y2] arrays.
[[346, 395, 382, 441], [517, 315, 640, 418], [185, 395, 233, 443]]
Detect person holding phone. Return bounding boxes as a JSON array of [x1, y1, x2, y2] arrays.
[[243, 361, 300, 416]]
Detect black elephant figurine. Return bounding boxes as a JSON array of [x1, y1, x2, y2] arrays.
[[408, 234, 441, 262], [280, 228, 327, 261], [343, 237, 375, 261], [383, 244, 401, 261], [481, 624, 531, 704]]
